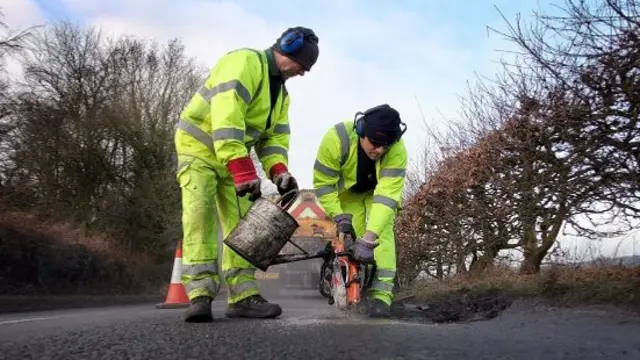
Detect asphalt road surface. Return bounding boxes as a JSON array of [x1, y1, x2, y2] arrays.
[[0, 291, 638, 360]]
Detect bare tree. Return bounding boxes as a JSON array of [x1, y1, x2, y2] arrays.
[[487, 0, 640, 271], [2, 22, 205, 252], [397, 0, 640, 283], [0, 8, 36, 202]]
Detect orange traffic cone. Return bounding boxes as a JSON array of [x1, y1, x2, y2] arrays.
[[156, 240, 191, 309]]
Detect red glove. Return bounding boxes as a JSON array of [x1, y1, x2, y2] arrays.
[[227, 157, 262, 201]]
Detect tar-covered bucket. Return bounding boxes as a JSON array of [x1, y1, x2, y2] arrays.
[[223, 190, 301, 272]]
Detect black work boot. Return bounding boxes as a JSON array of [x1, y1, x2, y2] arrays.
[[368, 298, 391, 318], [225, 294, 282, 319], [184, 296, 213, 323]]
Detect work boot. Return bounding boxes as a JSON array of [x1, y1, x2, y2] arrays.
[[184, 296, 213, 323], [368, 298, 391, 318], [225, 294, 282, 319]]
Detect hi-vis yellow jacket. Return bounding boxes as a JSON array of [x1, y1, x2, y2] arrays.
[[313, 120, 407, 236], [175, 48, 290, 178]]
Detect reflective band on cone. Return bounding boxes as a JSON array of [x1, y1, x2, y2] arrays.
[[155, 240, 190, 309]]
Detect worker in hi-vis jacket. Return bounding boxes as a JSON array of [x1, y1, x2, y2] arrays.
[[313, 104, 407, 317], [174, 27, 320, 322]]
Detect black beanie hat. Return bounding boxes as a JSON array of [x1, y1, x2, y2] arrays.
[[273, 27, 319, 71], [361, 104, 403, 145]]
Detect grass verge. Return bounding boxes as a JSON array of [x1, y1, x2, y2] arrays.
[[0, 211, 171, 299], [398, 264, 640, 312]]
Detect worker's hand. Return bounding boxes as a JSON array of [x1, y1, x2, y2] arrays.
[[227, 156, 262, 202], [352, 231, 379, 264], [335, 214, 356, 241], [273, 172, 298, 195], [236, 178, 262, 202], [270, 163, 299, 204]]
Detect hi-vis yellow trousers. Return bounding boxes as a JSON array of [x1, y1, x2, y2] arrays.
[[338, 189, 397, 305], [177, 155, 259, 304]]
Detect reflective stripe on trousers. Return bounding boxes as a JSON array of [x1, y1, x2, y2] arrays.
[[182, 261, 220, 298], [369, 268, 396, 293], [224, 268, 260, 302]]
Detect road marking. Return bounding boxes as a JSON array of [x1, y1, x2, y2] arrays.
[[0, 314, 70, 325], [0, 316, 52, 325]]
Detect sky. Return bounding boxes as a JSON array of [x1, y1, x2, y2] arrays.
[[1, 0, 639, 259], [1, 0, 546, 187]]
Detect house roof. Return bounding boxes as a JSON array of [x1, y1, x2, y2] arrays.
[[289, 190, 329, 220]]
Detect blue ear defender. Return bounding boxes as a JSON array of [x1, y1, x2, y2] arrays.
[[279, 30, 304, 54], [354, 111, 366, 137]]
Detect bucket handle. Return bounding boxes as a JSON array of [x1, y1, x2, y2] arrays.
[[275, 189, 299, 211], [234, 189, 299, 220]]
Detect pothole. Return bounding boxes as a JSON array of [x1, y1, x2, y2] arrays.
[[388, 290, 514, 324], [276, 290, 515, 326]]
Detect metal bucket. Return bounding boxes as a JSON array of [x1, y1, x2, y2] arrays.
[[223, 190, 305, 272]]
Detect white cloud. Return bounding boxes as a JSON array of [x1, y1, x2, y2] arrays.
[[0, 0, 46, 78], [43, 0, 513, 189], [0, 0, 44, 28]]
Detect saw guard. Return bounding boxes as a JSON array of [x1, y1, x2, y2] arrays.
[[326, 233, 378, 310]]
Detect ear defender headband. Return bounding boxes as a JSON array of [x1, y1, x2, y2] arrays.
[[279, 28, 317, 54], [354, 104, 407, 144]]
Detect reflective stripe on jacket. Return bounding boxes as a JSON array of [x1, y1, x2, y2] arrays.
[[175, 47, 290, 177], [312, 120, 407, 235]]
